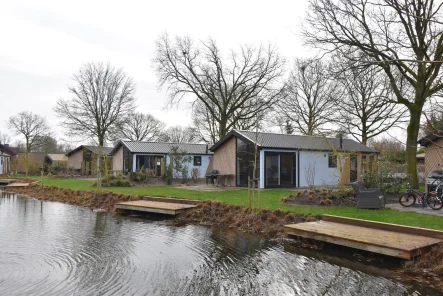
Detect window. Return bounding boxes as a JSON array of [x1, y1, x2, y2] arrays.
[[328, 153, 337, 168], [193, 156, 202, 166]]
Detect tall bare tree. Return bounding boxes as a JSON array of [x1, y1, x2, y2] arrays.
[[153, 34, 285, 141], [334, 61, 407, 145], [113, 112, 165, 142], [303, 0, 443, 186], [192, 100, 266, 144], [158, 126, 198, 143], [55, 62, 136, 146], [8, 111, 50, 152], [278, 59, 338, 136], [0, 131, 11, 145]]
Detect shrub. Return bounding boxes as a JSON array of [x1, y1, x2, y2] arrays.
[[191, 168, 200, 183], [166, 162, 173, 185], [109, 179, 131, 187]]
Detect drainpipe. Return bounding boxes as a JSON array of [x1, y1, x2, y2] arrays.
[[339, 136, 343, 150], [205, 144, 208, 154]]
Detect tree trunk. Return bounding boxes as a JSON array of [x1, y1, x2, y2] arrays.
[[218, 117, 228, 140], [361, 132, 367, 146], [405, 105, 422, 188]]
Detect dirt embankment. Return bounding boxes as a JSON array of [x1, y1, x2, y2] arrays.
[[176, 200, 318, 237], [402, 244, 443, 289], [6, 184, 142, 211]]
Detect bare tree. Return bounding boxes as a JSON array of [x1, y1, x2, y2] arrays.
[[159, 126, 198, 143], [8, 111, 50, 152], [55, 62, 136, 146], [0, 131, 11, 145], [278, 58, 338, 136], [303, 0, 443, 187], [334, 61, 407, 145], [192, 99, 266, 144], [113, 112, 165, 142], [153, 34, 285, 141]]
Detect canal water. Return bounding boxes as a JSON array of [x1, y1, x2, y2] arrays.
[[0, 191, 440, 296]]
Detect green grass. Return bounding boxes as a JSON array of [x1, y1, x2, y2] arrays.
[[33, 176, 443, 230]]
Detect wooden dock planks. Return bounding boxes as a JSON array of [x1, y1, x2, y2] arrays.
[[115, 200, 198, 216], [284, 215, 443, 259]]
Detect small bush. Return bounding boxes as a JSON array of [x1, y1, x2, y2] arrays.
[[109, 179, 131, 187], [166, 162, 173, 185]]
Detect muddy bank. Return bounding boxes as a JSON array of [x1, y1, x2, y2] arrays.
[[174, 200, 318, 237], [5, 184, 142, 211], [6, 184, 317, 238], [401, 244, 443, 290]]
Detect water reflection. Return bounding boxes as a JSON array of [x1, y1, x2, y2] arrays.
[[0, 191, 439, 296]]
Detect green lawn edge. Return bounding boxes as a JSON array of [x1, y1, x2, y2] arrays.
[[32, 176, 443, 230]]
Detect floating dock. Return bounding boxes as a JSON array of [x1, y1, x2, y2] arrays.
[[115, 197, 200, 216], [0, 179, 16, 185], [5, 183, 30, 187], [284, 215, 443, 259]]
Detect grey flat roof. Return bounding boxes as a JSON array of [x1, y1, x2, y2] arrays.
[[114, 141, 212, 155], [211, 130, 378, 153]]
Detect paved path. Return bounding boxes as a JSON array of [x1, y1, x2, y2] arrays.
[[386, 203, 443, 216]]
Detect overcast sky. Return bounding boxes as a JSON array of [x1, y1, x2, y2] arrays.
[[0, 0, 314, 145]]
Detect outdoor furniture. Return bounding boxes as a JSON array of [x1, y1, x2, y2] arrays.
[[350, 181, 385, 209], [206, 170, 219, 185], [205, 170, 234, 186]]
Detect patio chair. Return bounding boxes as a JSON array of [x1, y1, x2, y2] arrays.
[[350, 181, 385, 209]]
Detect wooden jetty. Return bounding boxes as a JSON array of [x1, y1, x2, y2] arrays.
[[0, 179, 16, 185], [5, 183, 30, 187], [284, 215, 443, 259], [115, 196, 200, 216]]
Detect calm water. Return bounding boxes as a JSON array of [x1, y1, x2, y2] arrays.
[[0, 191, 440, 296]]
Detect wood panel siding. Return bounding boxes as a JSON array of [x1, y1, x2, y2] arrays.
[[211, 136, 236, 186], [67, 149, 83, 170], [112, 146, 124, 173], [424, 137, 443, 178]]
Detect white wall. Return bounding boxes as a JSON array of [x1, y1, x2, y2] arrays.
[[166, 154, 211, 178], [131, 153, 211, 179], [298, 151, 341, 187]]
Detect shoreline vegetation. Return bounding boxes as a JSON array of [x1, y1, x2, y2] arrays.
[[3, 178, 443, 291]]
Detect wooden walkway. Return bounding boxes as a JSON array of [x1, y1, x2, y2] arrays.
[[0, 179, 16, 185], [284, 215, 443, 259], [115, 197, 200, 216]]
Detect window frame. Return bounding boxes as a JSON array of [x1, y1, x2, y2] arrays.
[[193, 156, 202, 166], [328, 153, 337, 168]]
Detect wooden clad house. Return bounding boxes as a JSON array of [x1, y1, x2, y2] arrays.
[[418, 130, 443, 177], [0, 144, 17, 175], [66, 145, 113, 175], [208, 130, 379, 188]]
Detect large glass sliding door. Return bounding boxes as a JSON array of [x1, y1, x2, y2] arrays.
[[265, 154, 280, 186], [265, 152, 296, 187]]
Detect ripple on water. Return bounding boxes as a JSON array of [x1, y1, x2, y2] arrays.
[[0, 192, 439, 296]]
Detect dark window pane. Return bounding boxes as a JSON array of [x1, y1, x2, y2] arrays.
[[328, 154, 337, 168], [193, 156, 202, 166]]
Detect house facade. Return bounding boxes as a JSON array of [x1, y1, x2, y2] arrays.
[[111, 141, 212, 178], [208, 130, 379, 188], [418, 132, 443, 178], [0, 144, 17, 175], [66, 146, 113, 175]]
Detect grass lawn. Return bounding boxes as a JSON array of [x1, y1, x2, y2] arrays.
[[32, 176, 443, 230]]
